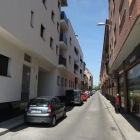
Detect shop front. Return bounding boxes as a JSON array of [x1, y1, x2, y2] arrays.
[[125, 43, 140, 119]]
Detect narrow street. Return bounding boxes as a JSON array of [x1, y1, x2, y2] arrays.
[[0, 92, 124, 140]]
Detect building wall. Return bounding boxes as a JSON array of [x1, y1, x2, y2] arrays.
[[108, 0, 140, 68]]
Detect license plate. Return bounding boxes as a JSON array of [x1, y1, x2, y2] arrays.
[[31, 110, 41, 113]]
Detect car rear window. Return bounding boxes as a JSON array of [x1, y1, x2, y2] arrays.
[[28, 99, 49, 107]]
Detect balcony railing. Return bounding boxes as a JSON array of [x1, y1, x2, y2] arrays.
[[60, 32, 67, 45], [61, 11, 68, 25], [59, 55, 67, 67]]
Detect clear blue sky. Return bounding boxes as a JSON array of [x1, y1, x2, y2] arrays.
[[62, 0, 108, 86]]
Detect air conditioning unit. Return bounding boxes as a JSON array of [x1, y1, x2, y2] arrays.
[[112, 71, 116, 79]]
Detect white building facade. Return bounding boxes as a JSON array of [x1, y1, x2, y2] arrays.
[[0, 0, 84, 122]]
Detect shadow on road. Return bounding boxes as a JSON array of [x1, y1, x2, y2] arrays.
[[11, 116, 68, 132], [66, 102, 84, 112]]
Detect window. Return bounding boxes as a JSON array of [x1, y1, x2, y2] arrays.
[[65, 79, 67, 87], [43, 0, 47, 8], [61, 77, 64, 86], [58, 0, 60, 10], [0, 54, 9, 76], [52, 99, 57, 107], [57, 22, 59, 32], [56, 45, 59, 55], [80, 69, 82, 74], [30, 11, 34, 27], [110, 11, 112, 22], [40, 24, 45, 40], [129, 0, 133, 6], [120, 0, 126, 22], [56, 98, 62, 105], [69, 80, 70, 87], [71, 81, 72, 88], [114, 25, 116, 45], [73, 82, 74, 88], [50, 37, 53, 49], [51, 11, 55, 23], [69, 37, 72, 45], [69, 56, 71, 64], [57, 76, 60, 86], [24, 54, 31, 63], [113, 0, 115, 11]]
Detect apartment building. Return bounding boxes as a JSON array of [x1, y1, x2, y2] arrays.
[[0, 0, 84, 122], [81, 68, 93, 91], [100, 0, 140, 120]]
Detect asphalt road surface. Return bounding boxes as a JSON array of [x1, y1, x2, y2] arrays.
[[0, 92, 124, 140]]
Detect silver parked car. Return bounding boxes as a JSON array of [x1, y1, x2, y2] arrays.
[[85, 91, 90, 98], [24, 96, 66, 127]]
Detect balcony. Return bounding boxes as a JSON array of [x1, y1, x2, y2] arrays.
[[58, 55, 67, 67], [59, 32, 68, 50], [61, 0, 68, 7], [60, 11, 68, 31]]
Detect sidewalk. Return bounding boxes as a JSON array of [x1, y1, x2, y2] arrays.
[[100, 93, 140, 140], [0, 115, 24, 136]]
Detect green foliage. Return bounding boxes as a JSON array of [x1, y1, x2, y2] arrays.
[[92, 85, 100, 90]]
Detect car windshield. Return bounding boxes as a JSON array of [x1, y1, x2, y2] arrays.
[[28, 99, 49, 107], [73, 91, 79, 96]]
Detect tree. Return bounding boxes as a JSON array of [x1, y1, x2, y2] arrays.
[[92, 85, 100, 90]]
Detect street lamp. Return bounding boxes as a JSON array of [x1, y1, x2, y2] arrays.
[[98, 60, 106, 63], [97, 22, 114, 29], [97, 21, 114, 66]]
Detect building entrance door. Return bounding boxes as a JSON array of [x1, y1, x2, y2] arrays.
[[21, 65, 31, 102]]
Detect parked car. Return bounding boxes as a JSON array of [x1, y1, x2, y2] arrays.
[[90, 91, 93, 96], [85, 91, 90, 98], [82, 92, 87, 101], [65, 90, 83, 105], [24, 96, 66, 127]]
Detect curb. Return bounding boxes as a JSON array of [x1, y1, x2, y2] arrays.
[[99, 93, 129, 140], [0, 123, 24, 136]]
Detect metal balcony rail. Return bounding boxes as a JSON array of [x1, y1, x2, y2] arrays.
[[61, 11, 68, 24], [59, 55, 67, 67], [60, 32, 67, 45]]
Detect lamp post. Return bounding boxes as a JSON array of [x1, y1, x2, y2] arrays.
[[97, 22, 114, 69]]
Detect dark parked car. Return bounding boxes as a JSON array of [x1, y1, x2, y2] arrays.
[[65, 90, 83, 105], [24, 96, 66, 127]]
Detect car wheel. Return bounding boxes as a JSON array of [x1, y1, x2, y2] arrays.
[[50, 116, 56, 127], [63, 110, 66, 118]]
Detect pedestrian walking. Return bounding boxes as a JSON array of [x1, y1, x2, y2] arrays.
[[115, 94, 121, 113]]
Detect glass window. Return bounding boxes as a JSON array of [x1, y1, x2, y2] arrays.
[[52, 99, 57, 107], [43, 0, 47, 8], [61, 77, 64, 86], [120, 0, 126, 21], [50, 38, 53, 49], [65, 79, 67, 87], [119, 74, 124, 107], [40, 24, 45, 40], [57, 76, 60, 85], [127, 63, 140, 118], [0, 54, 9, 76], [51, 11, 55, 23], [56, 98, 62, 105], [28, 99, 49, 107], [30, 11, 34, 27]]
